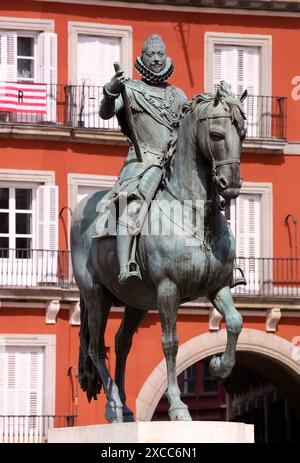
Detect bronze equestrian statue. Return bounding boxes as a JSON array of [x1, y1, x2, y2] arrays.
[[70, 34, 248, 423]]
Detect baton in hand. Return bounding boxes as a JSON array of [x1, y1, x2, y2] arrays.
[[113, 61, 142, 162]]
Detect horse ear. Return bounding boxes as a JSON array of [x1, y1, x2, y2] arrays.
[[214, 88, 220, 107], [240, 89, 248, 103]]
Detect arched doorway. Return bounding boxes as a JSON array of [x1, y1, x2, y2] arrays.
[[136, 328, 300, 441]]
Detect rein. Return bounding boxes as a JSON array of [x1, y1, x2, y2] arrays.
[[200, 115, 240, 177]]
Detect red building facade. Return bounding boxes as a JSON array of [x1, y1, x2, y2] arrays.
[[0, 0, 300, 442]]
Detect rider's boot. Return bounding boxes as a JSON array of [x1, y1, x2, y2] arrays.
[[117, 222, 141, 285]]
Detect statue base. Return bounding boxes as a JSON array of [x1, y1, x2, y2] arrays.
[[48, 421, 254, 443]]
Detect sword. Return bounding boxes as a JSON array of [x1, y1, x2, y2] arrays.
[[113, 61, 143, 162]]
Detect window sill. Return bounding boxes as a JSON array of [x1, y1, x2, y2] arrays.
[[243, 138, 287, 154], [0, 123, 129, 146]]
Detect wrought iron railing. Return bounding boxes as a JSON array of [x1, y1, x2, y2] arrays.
[[0, 248, 76, 288], [0, 414, 77, 443], [234, 256, 300, 297], [245, 95, 287, 140], [0, 83, 287, 139], [0, 249, 300, 297]]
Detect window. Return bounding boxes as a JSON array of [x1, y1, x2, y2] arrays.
[[17, 35, 36, 82], [205, 33, 272, 138], [182, 364, 196, 395], [0, 30, 56, 84], [0, 20, 57, 123], [203, 360, 218, 393], [68, 173, 117, 212], [225, 183, 273, 293], [0, 186, 34, 258], [0, 334, 56, 443], [0, 176, 58, 287], [68, 22, 132, 129]]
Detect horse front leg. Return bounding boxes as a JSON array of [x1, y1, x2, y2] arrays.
[[208, 285, 243, 380], [157, 278, 192, 421]]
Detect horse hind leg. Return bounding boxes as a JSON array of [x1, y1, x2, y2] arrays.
[[208, 285, 243, 380], [81, 284, 123, 423], [114, 306, 148, 422], [157, 278, 192, 421]]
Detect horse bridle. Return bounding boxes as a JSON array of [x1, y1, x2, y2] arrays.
[[199, 115, 241, 178]]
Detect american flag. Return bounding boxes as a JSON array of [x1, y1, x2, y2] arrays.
[[0, 82, 47, 113]]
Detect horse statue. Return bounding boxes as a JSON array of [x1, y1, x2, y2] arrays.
[[70, 81, 247, 423]]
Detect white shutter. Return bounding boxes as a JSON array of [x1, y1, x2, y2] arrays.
[[235, 194, 260, 293], [37, 185, 58, 283], [0, 346, 44, 443], [37, 32, 57, 122], [0, 31, 17, 82], [213, 45, 260, 136], [213, 46, 238, 94], [243, 48, 259, 137], [77, 35, 120, 128]]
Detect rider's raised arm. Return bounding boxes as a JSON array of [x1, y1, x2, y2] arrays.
[[99, 70, 125, 119], [99, 93, 123, 119]]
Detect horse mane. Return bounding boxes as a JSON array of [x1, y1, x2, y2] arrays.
[[167, 80, 247, 163]]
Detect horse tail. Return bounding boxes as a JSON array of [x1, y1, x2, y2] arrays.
[[78, 294, 103, 402]]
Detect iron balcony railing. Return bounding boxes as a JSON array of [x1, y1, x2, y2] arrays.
[[0, 249, 300, 297], [0, 248, 76, 288], [0, 414, 77, 443], [0, 83, 287, 140]]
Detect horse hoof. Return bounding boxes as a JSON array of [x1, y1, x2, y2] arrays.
[[105, 402, 123, 423], [169, 406, 192, 421], [209, 355, 233, 380], [123, 405, 135, 422]]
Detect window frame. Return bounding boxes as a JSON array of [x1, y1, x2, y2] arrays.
[[0, 334, 56, 417], [204, 32, 272, 97], [68, 21, 132, 85], [227, 182, 273, 260], [0, 183, 37, 254], [16, 31, 38, 83]]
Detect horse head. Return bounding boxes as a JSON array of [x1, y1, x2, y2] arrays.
[[194, 81, 247, 208]]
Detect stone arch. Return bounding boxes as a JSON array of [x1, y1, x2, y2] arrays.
[[136, 328, 300, 421]]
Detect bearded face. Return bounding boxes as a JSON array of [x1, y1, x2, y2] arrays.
[[141, 41, 167, 74], [135, 34, 174, 84]]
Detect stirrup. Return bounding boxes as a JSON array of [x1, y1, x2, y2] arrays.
[[118, 260, 142, 284], [231, 266, 247, 288]]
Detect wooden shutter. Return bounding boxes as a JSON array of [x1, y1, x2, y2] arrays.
[[213, 44, 259, 136], [234, 194, 261, 292], [0, 346, 44, 443], [0, 31, 17, 82], [36, 185, 58, 283], [77, 35, 120, 128], [37, 32, 57, 122], [213, 46, 238, 93]]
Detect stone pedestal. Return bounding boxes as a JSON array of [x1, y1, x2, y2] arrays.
[[48, 421, 254, 443]]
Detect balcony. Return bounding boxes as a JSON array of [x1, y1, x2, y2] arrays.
[[0, 83, 287, 147], [0, 249, 299, 299], [0, 414, 77, 443]]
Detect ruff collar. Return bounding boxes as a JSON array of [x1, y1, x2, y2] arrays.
[[134, 56, 174, 84]]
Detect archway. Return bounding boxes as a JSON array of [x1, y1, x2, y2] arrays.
[[136, 328, 300, 421]]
